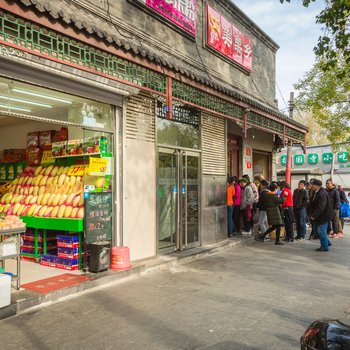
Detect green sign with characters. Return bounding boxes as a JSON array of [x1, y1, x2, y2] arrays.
[[280, 155, 287, 166], [308, 153, 319, 165], [337, 152, 349, 163], [294, 154, 304, 165], [322, 153, 333, 164]]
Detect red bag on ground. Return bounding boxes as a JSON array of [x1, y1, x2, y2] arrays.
[[246, 205, 252, 222]]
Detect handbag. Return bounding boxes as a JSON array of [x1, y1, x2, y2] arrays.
[[339, 201, 350, 218], [245, 204, 252, 221]]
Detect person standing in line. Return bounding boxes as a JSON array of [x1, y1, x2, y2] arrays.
[[255, 179, 270, 239], [326, 179, 340, 238], [242, 174, 259, 229], [232, 176, 241, 234], [293, 180, 308, 240], [309, 179, 334, 251], [280, 181, 294, 242], [226, 177, 236, 237], [239, 178, 254, 235], [260, 182, 286, 245], [337, 185, 348, 235]]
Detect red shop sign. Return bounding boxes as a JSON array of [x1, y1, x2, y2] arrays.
[[206, 4, 253, 72], [246, 147, 251, 156], [246, 161, 252, 169]]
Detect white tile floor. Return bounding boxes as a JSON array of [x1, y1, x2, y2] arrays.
[[3, 258, 82, 290]]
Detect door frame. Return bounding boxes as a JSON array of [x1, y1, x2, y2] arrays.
[[156, 146, 201, 254]]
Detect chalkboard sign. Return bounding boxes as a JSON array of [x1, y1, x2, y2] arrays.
[[84, 192, 113, 244]]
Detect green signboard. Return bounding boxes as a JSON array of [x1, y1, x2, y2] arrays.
[[280, 155, 287, 166], [308, 153, 319, 165], [294, 154, 304, 165], [337, 152, 349, 163], [322, 153, 333, 164]]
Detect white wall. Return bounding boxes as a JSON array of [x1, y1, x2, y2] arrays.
[[123, 138, 156, 261]]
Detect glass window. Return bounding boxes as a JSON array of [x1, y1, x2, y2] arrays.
[[0, 77, 114, 130], [156, 102, 200, 149]]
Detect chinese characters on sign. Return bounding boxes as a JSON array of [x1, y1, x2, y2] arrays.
[[206, 4, 252, 71], [294, 154, 304, 165], [280, 155, 287, 166], [322, 153, 333, 164], [337, 152, 349, 163], [145, 0, 196, 36], [308, 153, 318, 165], [84, 192, 113, 244]]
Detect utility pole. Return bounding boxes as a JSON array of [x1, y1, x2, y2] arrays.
[[285, 92, 294, 184]]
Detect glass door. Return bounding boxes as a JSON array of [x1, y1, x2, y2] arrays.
[[157, 147, 200, 252]]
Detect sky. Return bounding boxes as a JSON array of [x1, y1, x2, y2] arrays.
[[233, 0, 325, 114]]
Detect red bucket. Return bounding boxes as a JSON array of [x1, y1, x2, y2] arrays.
[[110, 246, 131, 270]]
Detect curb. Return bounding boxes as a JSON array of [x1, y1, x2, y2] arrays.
[[0, 236, 253, 320]]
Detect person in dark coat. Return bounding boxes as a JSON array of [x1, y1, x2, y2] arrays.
[[326, 179, 340, 238], [309, 179, 334, 251], [260, 183, 286, 245], [293, 180, 308, 240]]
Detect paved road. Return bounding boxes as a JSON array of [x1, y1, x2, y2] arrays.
[[1, 227, 350, 350]]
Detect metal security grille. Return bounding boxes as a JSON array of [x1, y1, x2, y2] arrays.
[[156, 101, 200, 126], [172, 80, 244, 121], [0, 11, 166, 94], [285, 126, 304, 142], [248, 111, 284, 133], [202, 112, 226, 175], [126, 91, 155, 142]]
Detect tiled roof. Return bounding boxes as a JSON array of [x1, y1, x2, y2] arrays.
[[16, 0, 307, 132]]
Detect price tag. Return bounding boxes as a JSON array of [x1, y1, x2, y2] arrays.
[[88, 158, 108, 175], [68, 165, 87, 176], [41, 149, 55, 166]]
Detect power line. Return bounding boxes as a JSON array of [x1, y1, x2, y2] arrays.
[[276, 81, 289, 111]]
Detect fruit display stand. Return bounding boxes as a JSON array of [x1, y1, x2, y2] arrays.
[[20, 216, 84, 269], [0, 227, 26, 290]]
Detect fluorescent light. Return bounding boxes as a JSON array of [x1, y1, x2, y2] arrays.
[[12, 88, 72, 104], [0, 95, 52, 108], [0, 104, 32, 112]]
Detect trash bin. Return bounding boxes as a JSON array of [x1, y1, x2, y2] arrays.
[[89, 241, 110, 273], [0, 274, 11, 308]]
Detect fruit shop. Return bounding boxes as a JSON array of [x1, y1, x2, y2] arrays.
[[0, 74, 121, 288]]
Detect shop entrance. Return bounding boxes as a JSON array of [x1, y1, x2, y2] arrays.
[[253, 151, 271, 180], [157, 147, 200, 252]]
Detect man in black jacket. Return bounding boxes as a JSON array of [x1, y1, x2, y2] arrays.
[[326, 179, 340, 238], [293, 180, 308, 240], [309, 179, 334, 251]]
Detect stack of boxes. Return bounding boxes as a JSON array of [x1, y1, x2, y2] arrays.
[[41, 234, 79, 270], [20, 229, 57, 261]]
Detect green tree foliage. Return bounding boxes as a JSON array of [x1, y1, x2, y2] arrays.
[[281, 0, 350, 149], [280, 0, 350, 72], [294, 63, 350, 149]]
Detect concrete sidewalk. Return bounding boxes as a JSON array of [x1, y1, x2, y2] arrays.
[[0, 235, 252, 320]]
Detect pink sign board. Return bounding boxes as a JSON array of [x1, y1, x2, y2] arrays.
[[145, 0, 196, 36], [206, 4, 253, 71]]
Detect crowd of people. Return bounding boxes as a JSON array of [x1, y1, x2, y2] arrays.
[[226, 175, 349, 251]]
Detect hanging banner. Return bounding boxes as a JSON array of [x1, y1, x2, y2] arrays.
[[145, 0, 197, 36], [206, 4, 253, 72]]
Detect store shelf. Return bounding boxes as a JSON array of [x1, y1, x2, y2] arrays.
[[50, 153, 101, 159], [20, 216, 83, 231], [0, 254, 19, 260], [0, 227, 26, 236]]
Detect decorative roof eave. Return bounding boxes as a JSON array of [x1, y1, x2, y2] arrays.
[[5, 0, 306, 133]]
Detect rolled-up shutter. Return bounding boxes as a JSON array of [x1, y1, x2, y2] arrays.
[[202, 112, 226, 175]]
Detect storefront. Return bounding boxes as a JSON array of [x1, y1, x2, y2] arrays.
[[0, 0, 309, 296], [0, 66, 126, 285]]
